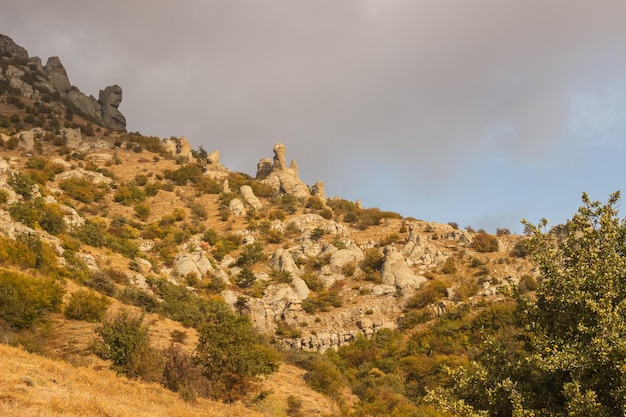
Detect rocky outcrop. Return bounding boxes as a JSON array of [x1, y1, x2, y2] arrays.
[[98, 85, 126, 131], [0, 35, 29, 61], [170, 250, 214, 279], [311, 181, 326, 203], [161, 136, 192, 160], [381, 246, 427, 289], [1, 35, 125, 131], [402, 223, 448, 267], [256, 143, 312, 199], [44, 57, 71, 94]]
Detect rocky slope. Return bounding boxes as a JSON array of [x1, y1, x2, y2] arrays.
[[0, 33, 536, 415]]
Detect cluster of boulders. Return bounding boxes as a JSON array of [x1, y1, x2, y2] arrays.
[[0, 34, 126, 131]]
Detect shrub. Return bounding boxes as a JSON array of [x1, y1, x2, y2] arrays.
[[93, 309, 160, 379], [113, 184, 146, 205], [64, 289, 110, 322], [303, 358, 345, 398], [310, 227, 325, 241], [235, 242, 266, 267], [405, 279, 448, 310], [195, 313, 280, 402], [236, 266, 257, 288], [471, 232, 499, 253], [59, 178, 107, 203], [9, 172, 37, 199], [510, 238, 533, 258], [134, 203, 151, 220], [440, 257, 457, 274], [0, 269, 64, 329]]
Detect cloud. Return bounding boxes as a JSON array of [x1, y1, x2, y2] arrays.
[[3, 0, 626, 231]]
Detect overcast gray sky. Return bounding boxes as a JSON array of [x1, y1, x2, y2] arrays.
[[3, 0, 626, 232]]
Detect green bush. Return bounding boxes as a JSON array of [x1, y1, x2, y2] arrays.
[[195, 313, 280, 402], [113, 184, 146, 205], [64, 289, 110, 322], [471, 232, 499, 253], [93, 308, 159, 379], [405, 279, 448, 310], [510, 238, 533, 258], [0, 269, 64, 329], [59, 178, 108, 204]]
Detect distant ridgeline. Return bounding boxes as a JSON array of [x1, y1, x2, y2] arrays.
[[0, 34, 126, 131]]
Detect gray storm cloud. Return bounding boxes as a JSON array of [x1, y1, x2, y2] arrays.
[[2, 0, 626, 230]]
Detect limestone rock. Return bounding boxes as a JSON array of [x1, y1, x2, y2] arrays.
[[16, 131, 34, 150], [161, 138, 177, 155], [171, 250, 214, 279], [402, 223, 447, 266], [256, 158, 273, 179], [56, 168, 114, 185], [229, 198, 246, 215], [240, 185, 263, 210], [61, 127, 82, 149], [161, 136, 192, 160], [0, 35, 29, 60], [65, 88, 103, 123], [256, 143, 311, 199], [381, 246, 427, 289], [44, 57, 71, 94], [311, 181, 326, 203], [98, 85, 126, 131], [270, 248, 301, 278]]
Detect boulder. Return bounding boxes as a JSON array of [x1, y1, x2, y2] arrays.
[[229, 198, 246, 215], [61, 127, 82, 149], [240, 185, 263, 210], [16, 131, 34, 150], [171, 250, 214, 279]]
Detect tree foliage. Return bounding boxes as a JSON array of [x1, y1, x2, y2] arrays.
[[438, 192, 626, 416]]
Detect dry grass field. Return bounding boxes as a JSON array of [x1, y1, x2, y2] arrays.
[[0, 343, 266, 417]]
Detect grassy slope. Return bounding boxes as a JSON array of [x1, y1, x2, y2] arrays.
[[0, 343, 265, 417]]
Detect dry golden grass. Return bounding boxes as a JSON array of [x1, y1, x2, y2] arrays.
[[0, 343, 266, 417]]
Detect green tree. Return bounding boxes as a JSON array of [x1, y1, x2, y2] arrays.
[[93, 308, 157, 378], [195, 313, 279, 402], [438, 192, 626, 416]]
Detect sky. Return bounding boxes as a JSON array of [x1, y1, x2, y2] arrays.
[[2, 0, 626, 233]]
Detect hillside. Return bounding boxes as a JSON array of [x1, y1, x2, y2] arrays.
[[0, 34, 540, 416]]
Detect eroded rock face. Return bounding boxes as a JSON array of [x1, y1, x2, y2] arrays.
[[44, 57, 71, 94], [0, 35, 29, 60], [256, 143, 311, 199], [161, 136, 192, 160], [98, 85, 126, 131], [381, 246, 427, 289], [240, 185, 263, 211]]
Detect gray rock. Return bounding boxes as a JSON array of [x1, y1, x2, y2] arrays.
[[0, 35, 29, 60], [44, 57, 71, 94], [98, 85, 126, 131]]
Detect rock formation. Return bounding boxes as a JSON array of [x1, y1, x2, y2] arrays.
[[1, 35, 126, 131], [98, 85, 126, 131], [256, 143, 312, 199], [0, 35, 28, 61], [161, 136, 193, 160]]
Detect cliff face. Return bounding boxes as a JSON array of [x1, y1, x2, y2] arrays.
[[0, 34, 126, 131]]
